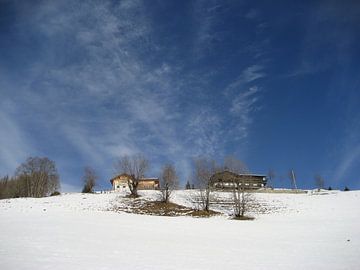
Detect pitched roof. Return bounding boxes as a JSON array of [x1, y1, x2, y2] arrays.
[[211, 170, 267, 180]]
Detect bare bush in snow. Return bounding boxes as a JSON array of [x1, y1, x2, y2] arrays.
[[159, 164, 178, 203], [82, 166, 97, 193]]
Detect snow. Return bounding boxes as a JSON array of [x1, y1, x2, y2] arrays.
[[0, 190, 359, 270]]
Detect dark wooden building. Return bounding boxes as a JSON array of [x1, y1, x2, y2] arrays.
[[210, 171, 267, 190]]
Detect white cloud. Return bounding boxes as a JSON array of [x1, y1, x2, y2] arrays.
[[230, 86, 260, 115], [186, 109, 223, 157], [222, 64, 265, 141], [191, 0, 225, 58], [0, 0, 264, 184], [225, 65, 266, 93], [229, 86, 261, 139]]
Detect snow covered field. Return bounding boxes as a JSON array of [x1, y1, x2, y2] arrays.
[[0, 190, 359, 270]]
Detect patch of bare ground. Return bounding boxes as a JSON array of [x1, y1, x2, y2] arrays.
[[125, 194, 140, 199], [112, 198, 221, 217], [189, 209, 219, 217], [231, 216, 255, 221]]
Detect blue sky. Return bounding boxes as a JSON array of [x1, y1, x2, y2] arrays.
[[0, 0, 359, 191]]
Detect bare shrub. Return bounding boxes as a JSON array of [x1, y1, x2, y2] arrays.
[[232, 179, 253, 218], [224, 156, 253, 218], [314, 174, 325, 190], [15, 157, 60, 197], [159, 164, 178, 203], [50, 191, 61, 196], [267, 169, 275, 188], [0, 175, 11, 199], [193, 157, 219, 212], [82, 166, 97, 193]]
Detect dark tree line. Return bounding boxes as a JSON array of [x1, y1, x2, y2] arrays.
[[0, 157, 60, 199]]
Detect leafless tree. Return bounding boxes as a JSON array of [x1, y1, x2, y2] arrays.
[[159, 164, 178, 203], [267, 169, 276, 188], [115, 154, 149, 197], [0, 175, 22, 199], [224, 156, 253, 218], [314, 174, 325, 190], [193, 157, 219, 212], [232, 178, 253, 218], [0, 175, 10, 199], [15, 157, 60, 197], [0, 175, 24, 198], [82, 166, 97, 193], [224, 155, 249, 174]]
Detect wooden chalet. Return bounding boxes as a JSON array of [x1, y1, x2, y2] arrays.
[[110, 173, 160, 191], [210, 171, 267, 190]]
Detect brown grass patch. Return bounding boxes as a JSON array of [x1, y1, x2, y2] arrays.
[[138, 201, 192, 216], [113, 199, 221, 217], [232, 215, 255, 221], [125, 194, 140, 199], [188, 209, 219, 218]]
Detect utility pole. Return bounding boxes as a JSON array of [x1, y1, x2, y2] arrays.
[[291, 169, 297, 190]]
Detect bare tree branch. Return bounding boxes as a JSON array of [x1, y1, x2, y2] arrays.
[[14, 157, 60, 197], [159, 164, 178, 203], [314, 174, 325, 190], [193, 157, 219, 212], [115, 154, 149, 197], [82, 166, 97, 193]]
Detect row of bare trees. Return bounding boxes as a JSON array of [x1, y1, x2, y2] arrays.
[[114, 154, 178, 201], [192, 156, 251, 218], [0, 157, 60, 199], [112, 154, 253, 218]]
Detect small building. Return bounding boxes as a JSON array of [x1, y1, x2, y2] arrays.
[[110, 173, 160, 192], [210, 171, 267, 190]]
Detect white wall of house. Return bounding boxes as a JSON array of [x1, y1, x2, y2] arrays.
[[112, 178, 130, 192]]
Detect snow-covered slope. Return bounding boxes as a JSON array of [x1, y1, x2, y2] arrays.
[[0, 190, 359, 270]]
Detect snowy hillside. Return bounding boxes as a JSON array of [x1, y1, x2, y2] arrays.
[[0, 190, 359, 270]]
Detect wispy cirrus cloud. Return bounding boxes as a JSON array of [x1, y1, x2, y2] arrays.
[[225, 65, 266, 93], [222, 63, 265, 141], [229, 86, 262, 140], [0, 0, 265, 186], [191, 0, 226, 59]]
